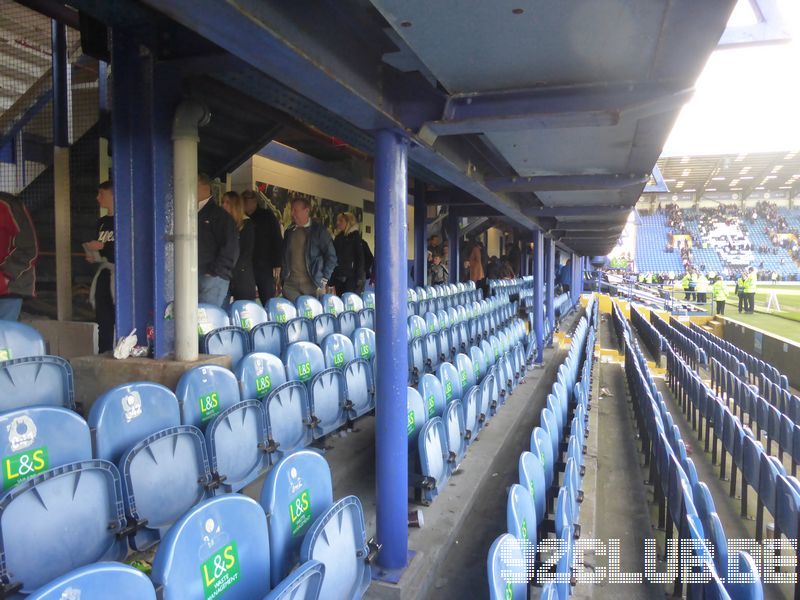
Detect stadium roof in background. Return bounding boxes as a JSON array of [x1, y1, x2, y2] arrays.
[[645, 151, 800, 202]]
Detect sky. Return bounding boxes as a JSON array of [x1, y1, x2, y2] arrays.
[[662, 0, 800, 157]]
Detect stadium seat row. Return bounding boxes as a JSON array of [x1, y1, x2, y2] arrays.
[[487, 294, 597, 600], [1, 449, 371, 599], [614, 302, 764, 599]]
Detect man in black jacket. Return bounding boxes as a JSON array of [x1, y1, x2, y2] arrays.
[[242, 190, 282, 303], [197, 174, 238, 306]]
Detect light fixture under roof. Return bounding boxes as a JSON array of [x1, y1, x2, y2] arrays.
[[680, 156, 690, 164], [735, 153, 747, 162], [785, 152, 798, 160], [779, 186, 792, 189], [684, 188, 696, 192], [712, 176, 725, 180], [681, 169, 691, 176], [740, 176, 754, 180], [706, 188, 717, 191], [756, 186, 765, 190]]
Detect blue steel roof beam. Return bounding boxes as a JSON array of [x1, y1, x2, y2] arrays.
[[419, 82, 693, 141], [522, 206, 632, 218], [127, 0, 537, 230], [486, 173, 649, 194]]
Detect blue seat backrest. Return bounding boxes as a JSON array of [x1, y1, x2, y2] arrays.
[[262, 559, 325, 600], [361, 291, 375, 309], [726, 551, 763, 600], [518, 451, 546, 524], [296, 295, 323, 319], [0, 460, 127, 593], [418, 417, 448, 502], [351, 327, 375, 361], [151, 495, 270, 600], [438, 361, 462, 403], [260, 449, 334, 587], [197, 304, 230, 334], [229, 300, 268, 331], [202, 328, 249, 369], [470, 346, 485, 381], [487, 533, 527, 600], [419, 373, 446, 419], [0, 406, 91, 493], [89, 382, 181, 464], [237, 352, 287, 400], [321, 333, 355, 369], [507, 483, 537, 556], [0, 321, 45, 360], [424, 312, 439, 334], [408, 315, 426, 339], [321, 294, 344, 317], [531, 427, 554, 487], [285, 342, 326, 385], [299, 495, 371, 600], [251, 322, 285, 356], [407, 387, 427, 451], [342, 292, 363, 312], [176, 365, 242, 429], [269, 298, 298, 324], [0, 355, 75, 411], [456, 353, 475, 390], [28, 562, 157, 600]]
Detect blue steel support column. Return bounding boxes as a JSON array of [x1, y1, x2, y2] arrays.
[[414, 180, 427, 286], [532, 230, 544, 364], [111, 29, 178, 356], [374, 130, 409, 571], [545, 237, 555, 340]]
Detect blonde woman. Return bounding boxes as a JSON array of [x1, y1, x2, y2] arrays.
[[221, 191, 256, 301], [332, 212, 365, 294]]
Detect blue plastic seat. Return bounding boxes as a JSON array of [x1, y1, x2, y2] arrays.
[[0, 406, 91, 493], [262, 560, 324, 600], [299, 495, 372, 599], [461, 386, 480, 441], [409, 337, 426, 384], [268, 298, 298, 324], [251, 322, 285, 356], [0, 355, 75, 412], [517, 452, 547, 523], [418, 417, 449, 504], [151, 494, 270, 600], [418, 373, 446, 419], [260, 450, 334, 586], [0, 321, 45, 360], [321, 333, 355, 369], [198, 303, 230, 332], [338, 310, 359, 338], [296, 295, 323, 320], [89, 381, 181, 464], [264, 379, 313, 460], [358, 308, 374, 330], [507, 483, 537, 563], [120, 424, 215, 550], [487, 533, 528, 600], [407, 387, 427, 454], [361, 291, 375, 309], [408, 315, 426, 340], [531, 427, 555, 488], [351, 328, 376, 362], [237, 352, 288, 401], [423, 333, 440, 372], [229, 300, 269, 331], [444, 400, 466, 469], [284, 317, 315, 345], [320, 294, 344, 317], [470, 346, 485, 381], [285, 342, 345, 438], [202, 327, 249, 369], [28, 562, 156, 600], [0, 460, 128, 593], [175, 365, 242, 429], [456, 352, 476, 393], [438, 361, 462, 404], [344, 357, 374, 420], [342, 292, 363, 313]]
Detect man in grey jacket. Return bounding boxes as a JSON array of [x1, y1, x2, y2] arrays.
[[280, 197, 337, 301]]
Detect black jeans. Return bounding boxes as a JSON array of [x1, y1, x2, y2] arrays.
[[745, 293, 755, 313], [254, 267, 276, 304], [96, 269, 115, 353], [715, 300, 725, 315], [738, 294, 745, 313]]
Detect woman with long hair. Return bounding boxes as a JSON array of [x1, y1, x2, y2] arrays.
[[222, 191, 256, 301], [331, 211, 365, 294]]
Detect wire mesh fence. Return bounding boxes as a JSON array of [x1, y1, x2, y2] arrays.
[[0, 0, 105, 319]]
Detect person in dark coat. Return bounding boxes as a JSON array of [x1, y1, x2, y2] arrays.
[[197, 173, 239, 306], [242, 189, 282, 303], [332, 212, 365, 295], [222, 191, 256, 301]]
